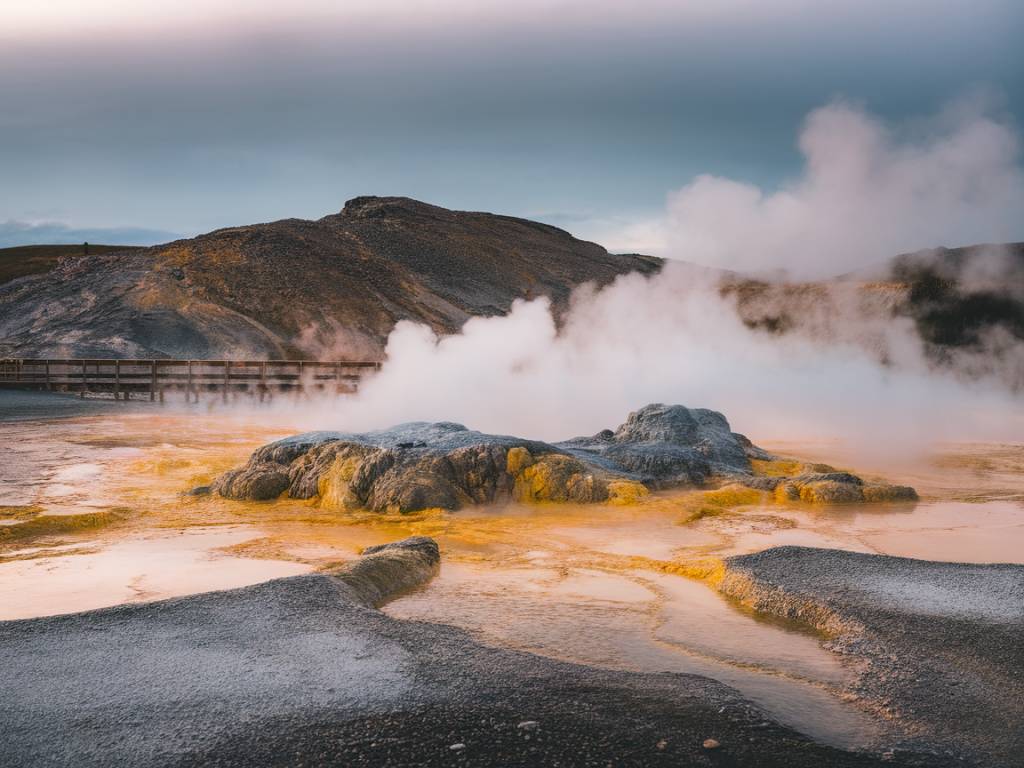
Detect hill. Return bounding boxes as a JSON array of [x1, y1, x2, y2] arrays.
[[0, 243, 138, 286], [0, 197, 661, 359]]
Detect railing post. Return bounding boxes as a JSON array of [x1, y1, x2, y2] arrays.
[[223, 361, 230, 402], [150, 360, 156, 402], [45, 359, 51, 391], [187, 360, 193, 403], [114, 359, 120, 400]]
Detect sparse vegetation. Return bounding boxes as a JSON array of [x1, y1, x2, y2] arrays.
[[0, 243, 135, 286]]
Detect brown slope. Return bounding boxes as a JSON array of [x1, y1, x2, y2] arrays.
[[0, 197, 662, 360], [0, 244, 139, 285]]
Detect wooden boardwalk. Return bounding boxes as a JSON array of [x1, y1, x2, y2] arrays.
[[0, 358, 382, 401]]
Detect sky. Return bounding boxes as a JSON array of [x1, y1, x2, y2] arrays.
[[1, 0, 1022, 255]]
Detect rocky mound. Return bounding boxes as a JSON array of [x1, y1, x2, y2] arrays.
[[0, 197, 660, 359], [335, 536, 440, 607], [744, 472, 918, 504], [213, 403, 915, 513], [718, 547, 1024, 767]]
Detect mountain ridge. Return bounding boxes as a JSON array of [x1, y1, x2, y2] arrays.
[[0, 197, 661, 359]]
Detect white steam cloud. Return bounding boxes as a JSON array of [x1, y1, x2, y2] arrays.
[[612, 96, 1024, 277], [314, 269, 1020, 456], [303, 97, 1024, 457]]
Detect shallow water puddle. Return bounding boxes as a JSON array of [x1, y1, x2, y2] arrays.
[[385, 561, 876, 748], [644, 572, 849, 683], [853, 501, 1024, 564], [0, 527, 310, 620], [718, 500, 1024, 564]]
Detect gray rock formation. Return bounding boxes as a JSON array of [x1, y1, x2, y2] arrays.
[[213, 403, 913, 513], [559, 403, 754, 486], [338, 537, 440, 607], [214, 404, 765, 511]]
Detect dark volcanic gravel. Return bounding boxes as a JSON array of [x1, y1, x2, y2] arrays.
[[0, 568, 942, 767], [724, 547, 1024, 768]]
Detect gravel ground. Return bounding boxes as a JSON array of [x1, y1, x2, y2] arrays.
[[723, 546, 1024, 768], [0, 540, 942, 768], [0, 389, 148, 422]]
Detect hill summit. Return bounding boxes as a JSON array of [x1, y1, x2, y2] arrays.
[[0, 197, 661, 359]]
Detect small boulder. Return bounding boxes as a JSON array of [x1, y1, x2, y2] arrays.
[[862, 484, 919, 502], [799, 480, 865, 504], [214, 463, 289, 500]]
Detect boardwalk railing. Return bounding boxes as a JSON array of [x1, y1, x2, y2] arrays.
[[0, 359, 382, 401]]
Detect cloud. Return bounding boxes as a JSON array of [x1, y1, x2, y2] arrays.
[[1, 3, 1020, 237], [654, 98, 1024, 277], [0, 221, 179, 248]]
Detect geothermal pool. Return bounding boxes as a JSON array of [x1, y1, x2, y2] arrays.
[[2, 391, 1022, 750]]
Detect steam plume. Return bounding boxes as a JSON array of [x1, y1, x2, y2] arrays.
[[307, 98, 1024, 457]]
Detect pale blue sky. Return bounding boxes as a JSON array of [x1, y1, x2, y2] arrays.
[[1, 1, 1021, 249]]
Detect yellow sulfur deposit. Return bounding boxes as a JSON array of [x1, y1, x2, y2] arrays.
[[0, 506, 43, 521], [750, 458, 804, 477], [606, 481, 650, 505], [700, 484, 764, 508], [318, 455, 366, 510], [0, 509, 126, 544], [512, 454, 596, 503], [505, 446, 535, 475]]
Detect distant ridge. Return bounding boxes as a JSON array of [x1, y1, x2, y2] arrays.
[[0, 197, 661, 359], [723, 242, 1024, 389]]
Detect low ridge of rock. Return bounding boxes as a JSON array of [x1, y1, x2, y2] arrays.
[[744, 471, 918, 504], [212, 403, 916, 513], [213, 404, 760, 512]]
